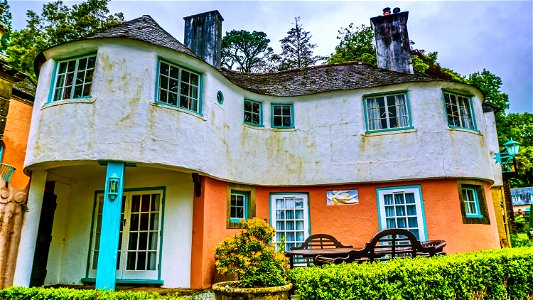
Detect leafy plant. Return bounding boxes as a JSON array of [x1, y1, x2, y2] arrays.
[[214, 218, 289, 288], [0, 286, 189, 299]]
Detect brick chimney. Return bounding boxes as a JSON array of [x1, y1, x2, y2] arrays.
[[370, 8, 413, 74], [183, 10, 224, 69]]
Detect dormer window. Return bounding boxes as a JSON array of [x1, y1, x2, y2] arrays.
[[51, 54, 96, 101], [157, 60, 201, 114]]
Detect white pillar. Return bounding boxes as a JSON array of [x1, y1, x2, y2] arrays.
[[13, 170, 47, 287]]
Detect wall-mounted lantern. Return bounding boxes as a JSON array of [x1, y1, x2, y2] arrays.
[[108, 173, 120, 201], [494, 139, 520, 172]]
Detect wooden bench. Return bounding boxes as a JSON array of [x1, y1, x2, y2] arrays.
[[314, 229, 446, 266], [286, 234, 352, 267]]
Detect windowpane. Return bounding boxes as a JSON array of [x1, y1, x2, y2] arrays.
[[272, 104, 293, 128], [444, 92, 475, 130], [244, 100, 262, 125], [52, 55, 96, 101], [365, 93, 410, 131], [157, 61, 200, 113]]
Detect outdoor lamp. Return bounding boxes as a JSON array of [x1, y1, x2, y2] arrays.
[[504, 139, 520, 157], [107, 173, 120, 201]]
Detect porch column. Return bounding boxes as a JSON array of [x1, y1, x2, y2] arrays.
[[13, 170, 47, 287], [95, 162, 124, 290]]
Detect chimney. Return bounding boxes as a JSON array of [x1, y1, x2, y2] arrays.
[[183, 10, 224, 69], [370, 8, 413, 74]]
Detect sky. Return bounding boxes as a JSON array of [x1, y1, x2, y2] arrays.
[[9, 0, 533, 113]]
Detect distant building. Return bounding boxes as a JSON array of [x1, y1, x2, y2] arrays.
[[511, 187, 533, 214], [14, 9, 502, 290]]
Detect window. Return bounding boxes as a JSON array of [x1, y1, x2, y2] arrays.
[[244, 99, 262, 126], [458, 182, 489, 224], [364, 92, 411, 131], [51, 54, 96, 101], [227, 185, 256, 229], [443, 92, 476, 130], [376, 186, 427, 241], [229, 190, 249, 223], [157, 60, 201, 113], [271, 104, 293, 128], [89, 189, 164, 280], [271, 193, 309, 252]]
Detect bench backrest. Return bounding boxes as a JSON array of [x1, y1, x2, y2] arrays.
[[364, 228, 435, 261], [291, 234, 351, 250]]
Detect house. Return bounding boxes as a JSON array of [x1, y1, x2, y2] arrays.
[[13, 9, 503, 290], [0, 59, 34, 288], [511, 187, 533, 214]]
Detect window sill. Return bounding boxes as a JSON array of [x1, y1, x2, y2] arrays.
[[81, 278, 164, 285], [448, 127, 481, 135], [364, 128, 416, 136], [271, 127, 296, 132], [42, 97, 96, 109], [243, 123, 265, 129], [151, 102, 206, 121]]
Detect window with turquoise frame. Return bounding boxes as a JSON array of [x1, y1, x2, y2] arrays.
[[244, 99, 262, 126], [51, 54, 96, 101], [271, 103, 293, 128], [461, 186, 482, 218], [443, 91, 476, 130], [364, 92, 411, 131], [157, 60, 201, 113], [230, 190, 249, 223]]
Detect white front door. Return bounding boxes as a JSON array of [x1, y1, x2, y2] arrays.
[[270, 193, 310, 252], [89, 189, 163, 280], [376, 186, 427, 241]]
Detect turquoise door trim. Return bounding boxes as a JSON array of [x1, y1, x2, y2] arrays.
[[95, 161, 125, 290]]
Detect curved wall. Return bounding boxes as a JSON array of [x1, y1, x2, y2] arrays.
[[25, 39, 495, 186]]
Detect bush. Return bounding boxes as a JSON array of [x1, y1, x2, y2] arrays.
[[288, 247, 533, 300], [511, 234, 533, 247], [0, 286, 188, 299], [214, 218, 289, 288]]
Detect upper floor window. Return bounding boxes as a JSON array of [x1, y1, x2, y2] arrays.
[[443, 92, 476, 130], [52, 54, 96, 101], [244, 99, 262, 126], [271, 103, 293, 128], [157, 60, 200, 113], [364, 92, 411, 132]]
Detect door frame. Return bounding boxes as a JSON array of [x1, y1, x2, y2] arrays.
[[269, 192, 311, 251]]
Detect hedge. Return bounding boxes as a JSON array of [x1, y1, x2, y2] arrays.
[[288, 247, 533, 300], [0, 286, 189, 300]]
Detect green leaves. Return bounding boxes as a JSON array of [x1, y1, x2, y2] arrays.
[[327, 23, 376, 66], [221, 30, 275, 73], [6, 0, 124, 79], [278, 17, 321, 70], [289, 247, 533, 300]]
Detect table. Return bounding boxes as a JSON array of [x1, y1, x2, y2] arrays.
[[284, 247, 355, 268]]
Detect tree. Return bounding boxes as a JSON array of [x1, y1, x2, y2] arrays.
[[327, 23, 376, 66], [278, 17, 321, 70], [0, 0, 12, 53], [467, 69, 510, 116], [6, 0, 124, 79], [221, 30, 275, 73]]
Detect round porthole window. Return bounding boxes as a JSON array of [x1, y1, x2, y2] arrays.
[[216, 91, 224, 104]]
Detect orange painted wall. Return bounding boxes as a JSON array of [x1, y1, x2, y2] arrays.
[[190, 177, 500, 288], [3, 98, 32, 190]]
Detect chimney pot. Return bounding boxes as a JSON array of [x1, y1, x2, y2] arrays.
[[383, 7, 391, 16], [393, 7, 401, 14]]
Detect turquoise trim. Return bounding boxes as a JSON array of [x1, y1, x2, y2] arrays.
[[0, 142, 4, 163], [217, 91, 224, 104], [244, 99, 264, 126], [95, 162, 125, 290], [155, 57, 203, 116], [158, 187, 166, 281], [469, 97, 478, 130], [375, 185, 428, 241], [81, 278, 164, 285], [85, 190, 100, 279], [229, 190, 249, 223], [270, 103, 294, 129], [363, 91, 413, 133], [462, 186, 483, 219], [441, 88, 474, 98], [47, 61, 58, 103], [442, 91, 478, 131]]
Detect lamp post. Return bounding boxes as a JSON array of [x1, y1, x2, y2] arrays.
[[494, 139, 520, 235]]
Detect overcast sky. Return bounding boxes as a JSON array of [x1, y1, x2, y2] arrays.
[[10, 1, 533, 113]]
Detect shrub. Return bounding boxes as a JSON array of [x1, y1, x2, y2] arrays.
[[288, 247, 533, 300], [0, 286, 188, 299], [214, 218, 289, 288]]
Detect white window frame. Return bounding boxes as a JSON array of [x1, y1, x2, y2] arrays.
[[51, 54, 96, 101], [89, 189, 164, 280], [270, 193, 309, 252], [376, 186, 427, 241]]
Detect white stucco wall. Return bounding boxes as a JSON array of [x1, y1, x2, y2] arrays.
[[25, 39, 497, 186], [44, 167, 194, 287], [484, 110, 503, 187]]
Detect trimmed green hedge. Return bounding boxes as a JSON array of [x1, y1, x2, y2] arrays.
[[0, 286, 188, 300], [289, 247, 533, 300]]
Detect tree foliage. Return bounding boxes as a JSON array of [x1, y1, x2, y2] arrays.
[[221, 30, 275, 73], [278, 17, 321, 70], [467, 69, 510, 116], [327, 23, 376, 65], [0, 0, 12, 53], [6, 0, 124, 79]]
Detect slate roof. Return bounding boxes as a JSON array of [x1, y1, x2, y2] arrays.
[[87, 15, 195, 57], [220, 63, 443, 97]]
